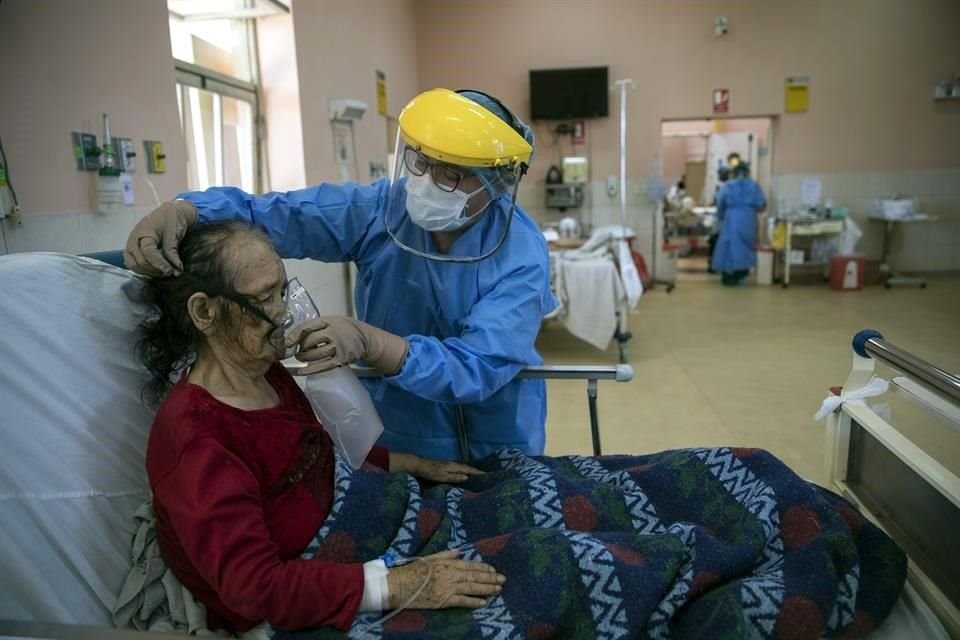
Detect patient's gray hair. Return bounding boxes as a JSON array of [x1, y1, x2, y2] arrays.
[[136, 221, 273, 405]]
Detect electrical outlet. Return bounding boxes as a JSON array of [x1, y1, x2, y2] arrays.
[[113, 137, 136, 173], [144, 140, 166, 173], [607, 176, 618, 198]]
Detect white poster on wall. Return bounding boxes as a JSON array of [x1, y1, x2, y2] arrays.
[[801, 176, 822, 207], [332, 120, 356, 183]]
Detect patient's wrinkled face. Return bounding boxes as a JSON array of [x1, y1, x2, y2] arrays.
[[219, 243, 288, 366]]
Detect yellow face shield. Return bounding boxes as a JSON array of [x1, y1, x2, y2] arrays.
[[383, 89, 532, 263]]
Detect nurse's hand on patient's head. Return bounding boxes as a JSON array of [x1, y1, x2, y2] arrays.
[[390, 453, 483, 484], [124, 201, 198, 276], [386, 550, 505, 611]]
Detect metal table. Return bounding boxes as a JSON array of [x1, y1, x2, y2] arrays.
[[868, 215, 939, 289], [777, 218, 844, 288]]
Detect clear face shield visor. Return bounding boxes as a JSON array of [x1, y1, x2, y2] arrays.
[[383, 136, 527, 263]]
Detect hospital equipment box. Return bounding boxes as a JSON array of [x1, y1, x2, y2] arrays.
[[562, 157, 589, 184], [755, 247, 774, 286], [829, 254, 865, 291]]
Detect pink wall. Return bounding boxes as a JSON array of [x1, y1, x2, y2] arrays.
[[0, 0, 187, 214], [291, 0, 419, 186], [414, 0, 960, 181], [661, 134, 708, 185]]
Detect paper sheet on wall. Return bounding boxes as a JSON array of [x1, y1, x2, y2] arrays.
[[120, 175, 135, 205], [785, 76, 810, 113], [332, 120, 356, 182], [801, 176, 821, 207], [376, 70, 388, 117]]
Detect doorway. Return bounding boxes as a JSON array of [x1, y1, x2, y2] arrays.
[[659, 117, 774, 280]]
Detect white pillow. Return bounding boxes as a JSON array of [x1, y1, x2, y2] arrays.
[[0, 253, 154, 625]]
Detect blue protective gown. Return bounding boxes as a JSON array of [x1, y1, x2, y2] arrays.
[[178, 181, 558, 461], [711, 178, 767, 273]]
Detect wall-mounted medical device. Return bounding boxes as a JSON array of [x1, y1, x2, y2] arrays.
[[329, 99, 368, 121]]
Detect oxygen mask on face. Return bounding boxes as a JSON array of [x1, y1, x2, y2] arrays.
[[281, 277, 320, 359]]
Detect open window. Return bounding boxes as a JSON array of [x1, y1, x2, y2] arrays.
[[168, 0, 288, 193]]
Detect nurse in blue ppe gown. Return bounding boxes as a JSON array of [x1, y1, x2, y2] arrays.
[[123, 89, 557, 462], [711, 162, 767, 286]]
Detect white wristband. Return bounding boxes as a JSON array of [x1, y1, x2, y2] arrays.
[[359, 559, 390, 612]]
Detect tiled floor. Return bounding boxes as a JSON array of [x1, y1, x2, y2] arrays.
[[536, 275, 960, 486]]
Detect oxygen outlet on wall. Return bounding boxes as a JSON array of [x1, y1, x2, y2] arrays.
[[96, 113, 125, 214]]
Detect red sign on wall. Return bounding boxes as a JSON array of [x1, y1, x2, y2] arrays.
[[713, 89, 729, 114]]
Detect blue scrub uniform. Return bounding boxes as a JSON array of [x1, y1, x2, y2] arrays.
[[711, 178, 767, 274], [178, 181, 558, 461]]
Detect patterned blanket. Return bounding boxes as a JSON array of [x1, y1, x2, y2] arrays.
[[272, 448, 905, 639]]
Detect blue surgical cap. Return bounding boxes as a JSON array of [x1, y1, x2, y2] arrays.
[[458, 90, 536, 196]]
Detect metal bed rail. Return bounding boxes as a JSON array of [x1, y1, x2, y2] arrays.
[[824, 330, 960, 635], [853, 330, 960, 405], [353, 364, 634, 458]]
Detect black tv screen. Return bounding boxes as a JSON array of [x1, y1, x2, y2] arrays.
[[529, 66, 609, 120]]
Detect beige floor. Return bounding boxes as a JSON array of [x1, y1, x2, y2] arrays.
[[536, 275, 960, 486]]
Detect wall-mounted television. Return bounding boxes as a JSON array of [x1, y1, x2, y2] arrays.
[[529, 66, 609, 120]]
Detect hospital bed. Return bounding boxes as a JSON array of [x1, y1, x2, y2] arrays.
[[0, 251, 632, 636], [547, 227, 642, 364], [0, 253, 954, 638], [663, 205, 717, 252]]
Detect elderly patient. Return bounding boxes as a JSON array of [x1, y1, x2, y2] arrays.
[[140, 221, 503, 633], [140, 221, 905, 639]]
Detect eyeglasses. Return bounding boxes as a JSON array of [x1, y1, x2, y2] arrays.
[[403, 147, 465, 193]]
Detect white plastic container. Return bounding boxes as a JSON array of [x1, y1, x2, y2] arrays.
[[756, 248, 774, 285], [879, 199, 914, 220]]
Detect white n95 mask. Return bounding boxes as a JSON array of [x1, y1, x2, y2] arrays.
[[304, 367, 384, 469], [404, 173, 484, 232]]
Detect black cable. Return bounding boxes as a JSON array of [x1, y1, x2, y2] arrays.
[[0, 136, 19, 206]]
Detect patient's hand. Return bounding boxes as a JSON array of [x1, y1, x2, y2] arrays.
[[390, 453, 482, 484], [386, 549, 505, 610]]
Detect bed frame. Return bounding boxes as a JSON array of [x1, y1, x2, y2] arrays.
[[825, 330, 960, 637], [1, 258, 953, 638]]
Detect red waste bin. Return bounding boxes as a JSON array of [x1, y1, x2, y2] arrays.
[[830, 254, 865, 291]]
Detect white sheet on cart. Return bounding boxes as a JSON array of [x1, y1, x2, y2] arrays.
[[554, 254, 625, 351], [568, 226, 643, 308], [616, 239, 643, 307]]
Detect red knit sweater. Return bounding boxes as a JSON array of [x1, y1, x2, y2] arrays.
[[146, 363, 390, 632]]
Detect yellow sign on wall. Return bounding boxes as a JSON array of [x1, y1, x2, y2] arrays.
[[785, 76, 810, 113], [376, 70, 388, 116]]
